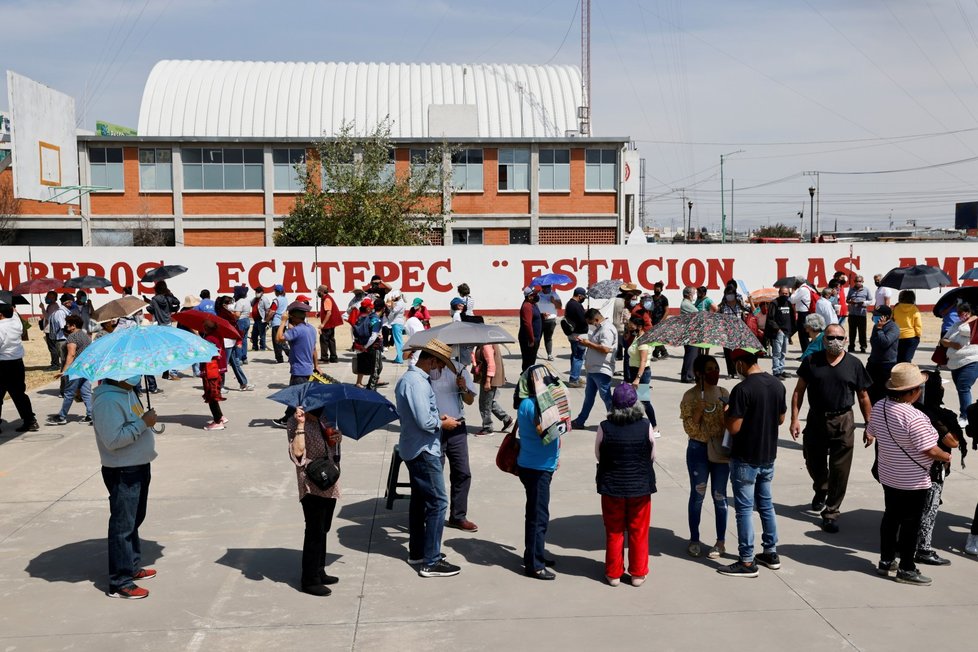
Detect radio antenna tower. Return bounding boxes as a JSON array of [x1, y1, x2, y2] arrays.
[[579, 0, 591, 135]]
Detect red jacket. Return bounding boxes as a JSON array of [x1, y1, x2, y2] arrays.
[[319, 294, 345, 329]]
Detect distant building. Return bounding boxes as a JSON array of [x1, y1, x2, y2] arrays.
[[3, 61, 635, 247]]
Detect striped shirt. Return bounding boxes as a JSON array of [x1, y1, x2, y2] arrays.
[[867, 398, 937, 490]]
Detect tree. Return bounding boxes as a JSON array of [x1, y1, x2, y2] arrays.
[[0, 178, 20, 246], [129, 197, 170, 246], [754, 223, 800, 239], [276, 120, 450, 246]]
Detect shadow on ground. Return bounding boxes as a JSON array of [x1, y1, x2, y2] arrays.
[[26, 538, 164, 592]]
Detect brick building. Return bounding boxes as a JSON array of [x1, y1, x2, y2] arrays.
[[3, 61, 635, 247]]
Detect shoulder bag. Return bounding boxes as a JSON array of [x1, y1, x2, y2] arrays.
[[495, 420, 520, 476], [872, 399, 930, 482], [306, 455, 340, 490]]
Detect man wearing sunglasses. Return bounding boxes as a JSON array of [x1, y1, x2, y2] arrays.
[[788, 324, 873, 534]]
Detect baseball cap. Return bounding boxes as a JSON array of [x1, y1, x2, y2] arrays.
[[295, 294, 312, 303], [523, 286, 539, 297], [273, 284, 284, 292], [729, 348, 758, 365], [360, 298, 374, 310], [573, 287, 587, 297], [450, 297, 465, 308]]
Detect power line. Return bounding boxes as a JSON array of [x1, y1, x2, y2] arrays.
[[633, 126, 978, 147], [543, 0, 580, 65]]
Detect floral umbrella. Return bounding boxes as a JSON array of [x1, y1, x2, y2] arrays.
[[587, 279, 626, 300], [636, 310, 762, 350]]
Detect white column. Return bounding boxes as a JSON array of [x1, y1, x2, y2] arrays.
[[263, 146, 275, 245], [171, 146, 185, 246], [529, 145, 540, 245]]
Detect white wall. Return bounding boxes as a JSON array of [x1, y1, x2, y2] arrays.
[[2, 243, 976, 314]]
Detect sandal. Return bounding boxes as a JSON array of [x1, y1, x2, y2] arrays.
[[687, 541, 702, 557]]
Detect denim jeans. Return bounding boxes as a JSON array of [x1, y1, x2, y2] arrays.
[[101, 464, 151, 591], [252, 320, 267, 350], [897, 337, 920, 364], [951, 362, 978, 418], [236, 317, 251, 362], [568, 339, 586, 382], [226, 347, 249, 388], [518, 466, 553, 572], [575, 372, 612, 425], [730, 459, 778, 563], [58, 377, 92, 419], [770, 330, 787, 375], [392, 323, 405, 363], [405, 451, 448, 566], [479, 385, 511, 431], [685, 440, 729, 543], [628, 367, 657, 427]]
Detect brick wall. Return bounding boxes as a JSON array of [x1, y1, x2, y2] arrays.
[[0, 169, 78, 215], [89, 147, 174, 215], [452, 148, 530, 215], [539, 227, 616, 245], [183, 193, 264, 215], [538, 148, 616, 215], [482, 228, 510, 245], [184, 228, 265, 246]]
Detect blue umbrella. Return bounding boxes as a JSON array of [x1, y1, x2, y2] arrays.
[[530, 272, 573, 287], [65, 325, 217, 382], [267, 382, 399, 440]]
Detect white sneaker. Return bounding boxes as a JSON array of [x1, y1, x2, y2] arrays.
[[965, 534, 978, 556], [203, 421, 225, 431], [959, 416, 970, 429], [652, 429, 662, 439]]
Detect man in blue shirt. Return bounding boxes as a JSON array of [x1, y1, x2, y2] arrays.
[[196, 289, 215, 314], [266, 285, 288, 363], [271, 301, 319, 428], [395, 338, 462, 578]]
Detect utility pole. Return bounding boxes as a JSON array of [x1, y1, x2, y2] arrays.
[[808, 186, 815, 243], [688, 200, 693, 241], [719, 149, 744, 244], [730, 179, 734, 242], [579, 0, 591, 136]]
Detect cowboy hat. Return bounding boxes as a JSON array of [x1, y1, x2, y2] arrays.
[[619, 282, 639, 292], [181, 295, 198, 309], [406, 338, 457, 373], [885, 362, 927, 391]]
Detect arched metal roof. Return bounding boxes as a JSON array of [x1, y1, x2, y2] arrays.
[[137, 60, 585, 139]]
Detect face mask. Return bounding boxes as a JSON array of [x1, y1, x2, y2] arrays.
[[124, 375, 142, 387], [642, 300, 653, 311], [704, 370, 721, 386], [654, 289, 661, 295], [429, 367, 443, 381], [45, 297, 54, 304], [825, 339, 845, 355], [725, 294, 736, 302], [629, 299, 639, 307], [78, 297, 87, 304]]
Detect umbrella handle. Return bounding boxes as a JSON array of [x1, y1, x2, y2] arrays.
[[142, 376, 165, 433]]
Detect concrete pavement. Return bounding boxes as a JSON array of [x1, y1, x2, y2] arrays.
[[2, 336, 977, 652]]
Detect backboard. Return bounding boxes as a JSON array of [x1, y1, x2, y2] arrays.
[[6, 71, 78, 200]]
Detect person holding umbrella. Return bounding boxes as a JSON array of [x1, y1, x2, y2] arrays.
[[199, 317, 229, 431], [537, 284, 563, 362], [287, 405, 342, 596], [93, 375, 159, 599]]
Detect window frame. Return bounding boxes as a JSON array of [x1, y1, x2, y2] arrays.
[[538, 148, 570, 192], [497, 148, 530, 192], [509, 228, 531, 245], [452, 228, 484, 245], [585, 148, 618, 192], [181, 147, 264, 192], [273, 148, 307, 192], [451, 148, 484, 193], [89, 146, 125, 192], [138, 148, 173, 192]]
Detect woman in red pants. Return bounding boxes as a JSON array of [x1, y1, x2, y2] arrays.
[[595, 383, 657, 586]]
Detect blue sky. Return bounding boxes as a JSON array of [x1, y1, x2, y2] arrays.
[[4, 0, 978, 231]]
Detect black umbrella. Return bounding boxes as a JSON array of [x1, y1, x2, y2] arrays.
[[65, 275, 113, 289], [932, 287, 978, 317], [140, 265, 188, 283], [880, 265, 952, 290], [0, 291, 29, 306], [774, 276, 801, 288], [960, 268, 978, 281]]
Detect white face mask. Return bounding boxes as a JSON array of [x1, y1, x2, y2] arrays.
[[429, 367, 443, 381], [629, 299, 639, 307]]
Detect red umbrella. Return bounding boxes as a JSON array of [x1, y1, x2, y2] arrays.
[[12, 277, 66, 295], [172, 310, 239, 340]]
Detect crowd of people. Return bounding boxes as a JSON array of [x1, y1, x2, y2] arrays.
[[2, 270, 978, 599]]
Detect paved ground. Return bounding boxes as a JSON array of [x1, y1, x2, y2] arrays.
[[2, 330, 977, 652]]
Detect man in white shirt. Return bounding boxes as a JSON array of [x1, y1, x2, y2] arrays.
[[536, 285, 563, 362], [814, 288, 839, 327], [0, 303, 38, 432], [571, 308, 618, 429], [429, 361, 480, 532], [873, 274, 895, 324], [403, 313, 424, 366], [790, 278, 815, 352]]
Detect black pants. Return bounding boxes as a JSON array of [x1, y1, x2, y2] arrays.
[[518, 466, 553, 572], [880, 484, 928, 571], [0, 359, 35, 425], [722, 348, 735, 376], [848, 315, 867, 352], [802, 410, 854, 521], [867, 361, 896, 404], [441, 421, 471, 522], [541, 319, 557, 357], [44, 334, 60, 367], [796, 312, 811, 352], [681, 345, 704, 382], [300, 494, 337, 586], [519, 334, 540, 372], [272, 329, 288, 362], [897, 337, 920, 364], [319, 328, 338, 362]]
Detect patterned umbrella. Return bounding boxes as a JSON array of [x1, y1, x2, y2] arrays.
[[64, 325, 217, 382], [636, 310, 762, 350], [587, 279, 625, 300]]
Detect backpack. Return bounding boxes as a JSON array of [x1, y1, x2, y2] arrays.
[[353, 315, 373, 346], [807, 286, 820, 313]]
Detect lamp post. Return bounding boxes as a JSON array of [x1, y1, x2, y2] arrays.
[[720, 149, 744, 244], [808, 186, 815, 243], [687, 200, 693, 241]]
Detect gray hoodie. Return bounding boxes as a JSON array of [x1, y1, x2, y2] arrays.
[[92, 382, 157, 467]]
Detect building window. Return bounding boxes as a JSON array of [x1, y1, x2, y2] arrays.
[[182, 148, 263, 191], [452, 228, 483, 245], [89, 147, 124, 191], [539, 148, 570, 191], [498, 148, 529, 191], [509, 228, 531, 244], [451, 148, 483, 191], [138, 148, 172, 191], [321, 152, 355, 192], [273, 148, 306, 191], [585, 149, 617, 191], [378, 148, 396, 185]]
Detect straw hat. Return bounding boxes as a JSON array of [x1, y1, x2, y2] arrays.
[[885, 362, 927, 391], [182, 295, 198, 309], [620, 282, 638, 292], [408, 338, 457, 373]]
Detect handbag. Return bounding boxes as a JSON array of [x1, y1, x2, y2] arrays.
[[931, 345, 949, 366], [707, 432, 731, 464], [306, 456, 340, 490], [495, 421, 520, 476], [559, 317, 574, 336]]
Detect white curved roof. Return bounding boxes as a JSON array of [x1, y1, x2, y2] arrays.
[[137, 60, 585, 139]]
